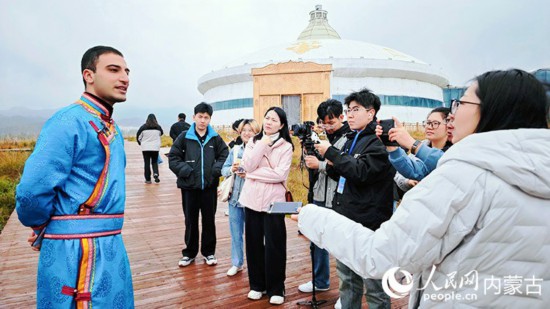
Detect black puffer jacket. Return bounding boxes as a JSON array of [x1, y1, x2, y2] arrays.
[[325, 120, 395, 230], [169, 120, 191, 141], [169, 124, 228, 190]]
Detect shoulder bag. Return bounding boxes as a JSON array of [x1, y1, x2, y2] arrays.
[[218, 146, 240, 202]]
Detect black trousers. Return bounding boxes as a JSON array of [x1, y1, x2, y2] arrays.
[[181, 188, 217, 258], [142, 151, 159, 181], [245, 208, 287, 297]]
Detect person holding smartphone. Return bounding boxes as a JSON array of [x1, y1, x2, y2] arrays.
[[297, 69, 550, 308], [221, 119, 260, 277], [376, 107, 453, 181]]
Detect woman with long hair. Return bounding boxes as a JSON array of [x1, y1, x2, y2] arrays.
[[297, 69, 550, 307], [239, 107, 294, 305], [137, 113, 163, 183], [221, 119, 261, 276]]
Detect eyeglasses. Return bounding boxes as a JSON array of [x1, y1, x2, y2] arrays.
[[451, 99, 481, 114], [319, 123, 337, 130], [422, 120, 443, 129], [344, 107, 372, 115]]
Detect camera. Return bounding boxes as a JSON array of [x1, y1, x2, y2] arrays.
[[291, 121, 323, 161], [379, 119, 399, 146]]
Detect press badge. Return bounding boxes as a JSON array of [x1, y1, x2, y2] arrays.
[[337, 177, 346, 194]]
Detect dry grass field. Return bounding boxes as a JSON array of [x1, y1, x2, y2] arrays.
[[0, 139, 33, 232], [1, 127, 424, 233]]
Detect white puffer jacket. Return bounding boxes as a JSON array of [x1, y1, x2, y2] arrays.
[[299, 129, 550, 308], [138, 127, 162, 151]]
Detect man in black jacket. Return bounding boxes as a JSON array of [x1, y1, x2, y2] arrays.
[[315, 89, 394, 309], [169, 112, 191, 141], [298, 100, 351, 295], [169, 103, 228, 267]]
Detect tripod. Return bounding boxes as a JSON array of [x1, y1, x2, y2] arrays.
[[297, 244, 327, 308]]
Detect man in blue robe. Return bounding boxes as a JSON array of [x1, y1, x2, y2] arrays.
[[16, 46, 134, 309]]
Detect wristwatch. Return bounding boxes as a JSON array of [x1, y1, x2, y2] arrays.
[[411, 140, 421, 155]]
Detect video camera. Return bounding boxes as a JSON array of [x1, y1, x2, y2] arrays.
[[291, 121, 323, 161]]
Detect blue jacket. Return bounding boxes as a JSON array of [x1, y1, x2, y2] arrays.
[[388, 142, 444, 180]]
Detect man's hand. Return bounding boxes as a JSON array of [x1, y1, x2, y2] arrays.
[[408, 179, 419, 187], [388, 117, 416, 150], [236, 172, 246, 178], [28, 231, 40, 251], [304, 155, 320, 169], [314, 140, 331, 157]]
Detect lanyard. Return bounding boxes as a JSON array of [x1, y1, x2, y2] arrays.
[[348, 130, 362, 154]]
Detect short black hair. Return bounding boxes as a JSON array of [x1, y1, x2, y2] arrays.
[[474, 69, 547, 133], [429, 107, 451, 119], [194, 102, 213, 116], [232, 119, 244, 132], [178, 113, 186, 120], [317, 99, 343, 120], [81, 46, 123, 87], [344, 89, 381, 115]]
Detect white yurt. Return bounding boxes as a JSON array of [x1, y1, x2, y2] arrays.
[[198, 5, 449, 126]]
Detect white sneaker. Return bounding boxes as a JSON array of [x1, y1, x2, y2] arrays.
[[226, 265, 243, 276], [269, 295, 284, 305], [298, 281, 330, 293], [247, 290, 264, 300], [204, 255, 218, 265], [178, 256, 195, 267], [334, 297, 341, 309]]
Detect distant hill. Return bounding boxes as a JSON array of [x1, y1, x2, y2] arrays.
[[0, 106, 192, 138], [0, 115, 48, 138]]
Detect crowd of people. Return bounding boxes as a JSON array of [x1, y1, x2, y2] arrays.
[[14, 45, 550, 308]]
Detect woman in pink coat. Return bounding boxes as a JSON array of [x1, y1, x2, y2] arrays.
[[239, 107, 294, 305]]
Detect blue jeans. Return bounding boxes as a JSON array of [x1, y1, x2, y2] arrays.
[[310, 200, 330, 289], [336, 260, 390, 309], [228, 202, 245, 267]]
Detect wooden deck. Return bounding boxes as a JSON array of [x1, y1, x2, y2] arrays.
[[0, 142, 408, 308]]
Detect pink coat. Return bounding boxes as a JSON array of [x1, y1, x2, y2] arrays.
[[238, 137, 293, 212]]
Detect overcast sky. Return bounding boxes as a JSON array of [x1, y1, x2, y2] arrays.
[[0, 0, 548, 116]]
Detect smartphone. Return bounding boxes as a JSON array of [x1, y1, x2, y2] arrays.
[[236, 166, 245, 173], [379, 119, 399, 146], [268, 202, 302, 214]]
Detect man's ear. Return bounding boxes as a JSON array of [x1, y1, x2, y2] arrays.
[[83, 69, 94, 84], [339, 114, 345, 121]]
